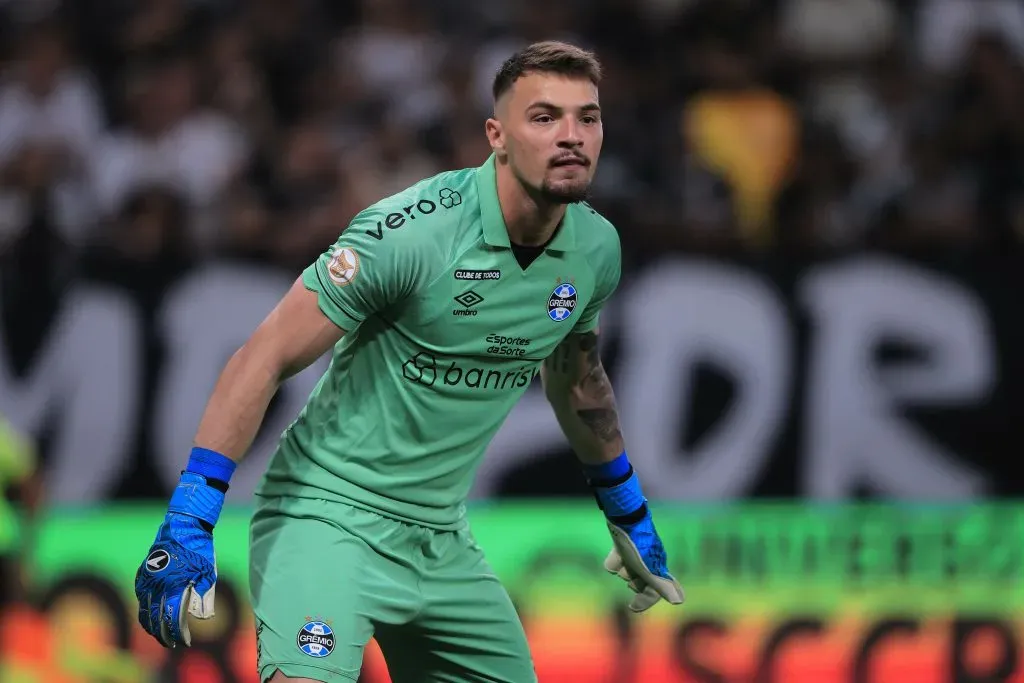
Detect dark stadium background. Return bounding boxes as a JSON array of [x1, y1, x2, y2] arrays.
[[1, 1, 1023, 681]]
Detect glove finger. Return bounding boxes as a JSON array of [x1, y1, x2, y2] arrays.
[[151, 592, 171, 646], [158, 594, 174, 647], [603, 549, 624, 575], [649, 572, 685, 605], [651, 573, 684, 606], [143, 592, 158, 640], [629, 585, 663, 613], [138, 597, 150, 636], [188, 573, 217, 620], [178, 585, 194, 646], [607, 522, 685, 606], [161, 591, 188, 648]]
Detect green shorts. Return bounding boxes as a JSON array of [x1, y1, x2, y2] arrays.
[[248, 496, 536, 682]]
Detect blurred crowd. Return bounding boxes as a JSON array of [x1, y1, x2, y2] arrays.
[[0, 0, 1023, 282], [1, 0, 1023, 624]]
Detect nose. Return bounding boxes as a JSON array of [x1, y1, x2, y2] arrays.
[[558, 118, 583, 149]]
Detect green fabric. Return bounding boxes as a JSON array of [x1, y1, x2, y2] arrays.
[[258, 155, 622, 529], [250, 496, 535, 683]]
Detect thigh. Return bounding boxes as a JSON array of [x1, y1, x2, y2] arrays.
[[249, 498, 423, 683], [377, 529, 536, 683]]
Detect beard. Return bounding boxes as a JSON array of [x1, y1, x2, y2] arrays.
[[539, 175, 591, 204], [511, 158, 594, 205]]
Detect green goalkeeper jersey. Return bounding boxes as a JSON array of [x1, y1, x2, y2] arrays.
[[255, 155, 622, 529]]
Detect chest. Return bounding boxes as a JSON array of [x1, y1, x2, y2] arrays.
[[398, 246, 595, 361]]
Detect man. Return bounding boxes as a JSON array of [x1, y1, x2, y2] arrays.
[[134, 41, 684, 683]]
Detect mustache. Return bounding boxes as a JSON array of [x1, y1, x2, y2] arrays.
[[549, 153, 590, 167]]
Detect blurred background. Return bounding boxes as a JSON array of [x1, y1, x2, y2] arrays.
[[1, 0, 1023, 681]]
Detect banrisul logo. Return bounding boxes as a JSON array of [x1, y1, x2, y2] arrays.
[[297, 620, 335, 658], [548, 281, 577, 322], [402, 352, 537, 391]]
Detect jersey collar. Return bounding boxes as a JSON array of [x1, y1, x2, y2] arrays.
[[475, 154, 578, 252]]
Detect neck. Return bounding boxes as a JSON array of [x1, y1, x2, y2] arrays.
[[496, 160, 567, 247]]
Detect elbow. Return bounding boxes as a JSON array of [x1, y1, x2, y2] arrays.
[[232, 335, 290, 387]]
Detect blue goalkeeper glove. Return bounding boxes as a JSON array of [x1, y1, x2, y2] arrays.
[[134, 447, 236, 647], [584, 453, 685, 613]]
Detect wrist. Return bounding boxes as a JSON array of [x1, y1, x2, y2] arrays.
[[185, 447, 237, 485], [167, 447, 236, 528], [583, 451, 649, 526]]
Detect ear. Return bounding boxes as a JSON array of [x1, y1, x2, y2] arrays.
[[485, 118, 506, 160]]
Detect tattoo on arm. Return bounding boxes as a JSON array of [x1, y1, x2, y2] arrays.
[[545, 331, 623, 445], [577, 408, 622, 442]]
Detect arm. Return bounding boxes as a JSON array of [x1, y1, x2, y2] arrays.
[[167, 200, 432, 499], [137, 193, 442, 648], [542, 329, 643, 525], [540, 329, 624, 467], [134, 279, 343, 648], [171, 277, 344, 503], [542, 328, 685, 612], [192, 277, 344, 462]]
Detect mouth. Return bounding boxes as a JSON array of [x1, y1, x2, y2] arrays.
[[550, 156, 589, 169]]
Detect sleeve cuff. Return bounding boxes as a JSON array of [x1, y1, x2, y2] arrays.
[[302, 264, 359, 333], [572, 314, 600, 334]]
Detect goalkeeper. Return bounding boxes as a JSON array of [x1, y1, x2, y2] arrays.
[[134, 41, 683, 683]]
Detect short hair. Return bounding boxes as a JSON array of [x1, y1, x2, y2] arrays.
[[492, 41, 602, 102]]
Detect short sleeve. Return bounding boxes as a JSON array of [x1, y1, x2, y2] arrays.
[[573, 233, 622, 335], [302, 208, 437, 332]]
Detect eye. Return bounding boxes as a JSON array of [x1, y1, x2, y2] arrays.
[[533, 114, 554, 124], [581, 115, 599, 125]]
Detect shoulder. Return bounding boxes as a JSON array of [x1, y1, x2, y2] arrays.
[[367, 167, 475, 224], [342, 167, 475, 248], [570, 201, 621, 262], [568, 202, 622, 298]]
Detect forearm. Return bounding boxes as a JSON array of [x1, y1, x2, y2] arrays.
[[545, 374, 624, 466], [543, 331, 651, 520], [190, 280, 341, 465], [159, 342, 288, 528], [142, 279, 344, 600], [543, 331, 625, 464], [192, 343, 284, 463]]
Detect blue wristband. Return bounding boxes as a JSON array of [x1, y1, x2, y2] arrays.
[[185, 447, 237, 484], [582, 452, 631, 482], [168, 472, 226, 527], [584, 452, 647, 521], [166, 447, 235, 527]]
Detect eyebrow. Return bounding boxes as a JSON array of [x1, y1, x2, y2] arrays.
[[527, 101, 602, 113]]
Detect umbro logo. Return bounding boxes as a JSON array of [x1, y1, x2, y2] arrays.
[[145, 549, 171, 573], [455, 291, 483, 308], [453, 291, 483, 317]]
